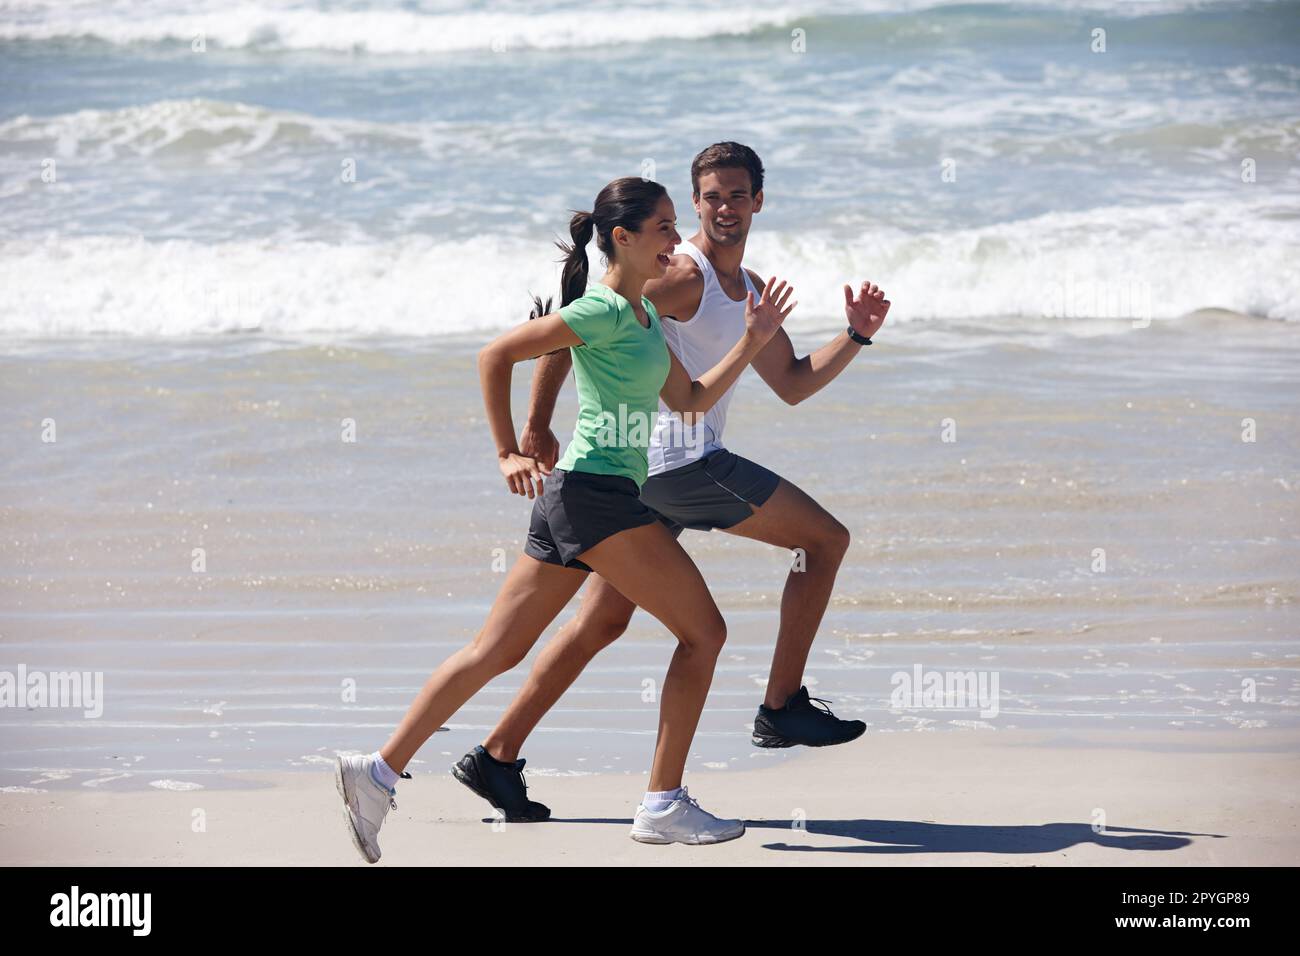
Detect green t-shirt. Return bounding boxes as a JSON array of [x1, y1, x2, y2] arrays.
[[555, 283, 672, 487]]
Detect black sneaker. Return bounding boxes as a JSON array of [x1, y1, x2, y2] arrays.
[[451, 745, 551, 822], [752, 686, 866, 748]]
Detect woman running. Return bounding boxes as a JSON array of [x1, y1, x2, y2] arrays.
[[335, 176, 794, 861]]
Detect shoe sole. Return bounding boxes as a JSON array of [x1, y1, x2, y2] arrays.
[[630, 823, 746, 846], [450, 762, 548, 823], [752, 723, 867, 749], [335, 757, 380, 864]]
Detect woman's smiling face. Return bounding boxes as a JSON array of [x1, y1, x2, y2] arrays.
[[612, 194, 681, 276]]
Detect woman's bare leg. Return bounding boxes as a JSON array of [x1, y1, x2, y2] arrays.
[[576, 521, 727, 792], [379, 553, 585, 773]]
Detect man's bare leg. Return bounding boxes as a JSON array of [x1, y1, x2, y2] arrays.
[[721, 477, 850, 708], [482, 575, 635, 764]]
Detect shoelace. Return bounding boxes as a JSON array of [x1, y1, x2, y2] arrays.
[[805, 694, 839, 717], [388, 770, 412, 811]]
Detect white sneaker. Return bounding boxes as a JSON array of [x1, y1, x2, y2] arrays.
[[334, 754, 397, 863], [629, 786, 745, 845]]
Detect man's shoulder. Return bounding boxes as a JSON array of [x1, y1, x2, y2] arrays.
[[646, 256, 704, 321], [666, 253, 704, 285]]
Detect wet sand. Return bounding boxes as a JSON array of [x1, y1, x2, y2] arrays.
[[4, 319, 1299, 788]]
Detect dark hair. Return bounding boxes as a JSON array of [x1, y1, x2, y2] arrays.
[[561, 177, 670, 306], [690, 141, 764, 197], [529, 177, 668, 334]]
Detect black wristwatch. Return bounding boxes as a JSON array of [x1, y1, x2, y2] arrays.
[[847, 326, 873, 346]]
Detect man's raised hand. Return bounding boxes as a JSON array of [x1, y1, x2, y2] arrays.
[[845, 280, 889, 340]]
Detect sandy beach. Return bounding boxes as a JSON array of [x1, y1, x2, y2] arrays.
[[2, 727, 1296, 866]]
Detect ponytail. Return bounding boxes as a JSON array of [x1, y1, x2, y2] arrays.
[[556, 210, 595, 308], [523, 212, 586, 352]]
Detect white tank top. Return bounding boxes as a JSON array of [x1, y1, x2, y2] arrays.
[[646, 241, 760, 476]]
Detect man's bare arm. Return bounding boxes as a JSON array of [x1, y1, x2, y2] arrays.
[[750, 272, 889, 405], [751, 326, 863, 406]]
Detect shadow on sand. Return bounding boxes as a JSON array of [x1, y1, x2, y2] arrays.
[[542, 817, 1223, 855], [747, 818, 1222, 854]]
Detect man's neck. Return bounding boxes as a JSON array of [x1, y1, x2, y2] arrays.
[[689, 232, 747, 282]]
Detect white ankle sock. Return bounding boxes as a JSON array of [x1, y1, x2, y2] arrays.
[[369, 752, 400, 790], [643, 787, 683, 812]]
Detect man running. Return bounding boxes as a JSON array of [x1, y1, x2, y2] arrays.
[[451, 142, 890, 822]]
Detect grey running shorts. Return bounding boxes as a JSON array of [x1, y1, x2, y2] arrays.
[[639, 448, 781, 537], [524, 467, 661, 573]]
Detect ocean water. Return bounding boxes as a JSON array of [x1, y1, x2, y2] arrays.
[[1, 1, 1298, 792], [1, 0, 1298, 336]]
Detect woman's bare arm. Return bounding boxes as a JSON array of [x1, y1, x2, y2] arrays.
[[478, 314, 582, 497], [659, 276, 796, 416]]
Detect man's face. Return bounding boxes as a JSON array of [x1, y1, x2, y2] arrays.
[[693, 167, 763, 247]]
